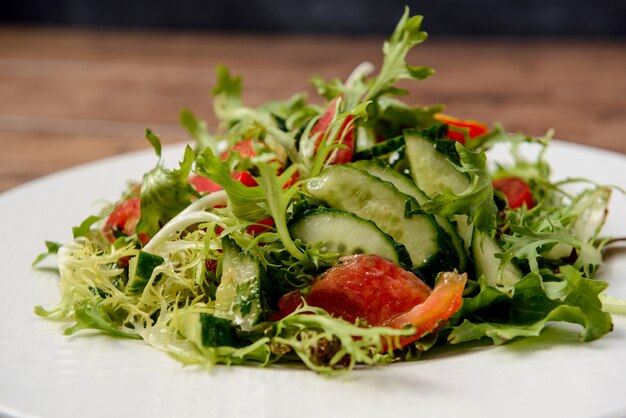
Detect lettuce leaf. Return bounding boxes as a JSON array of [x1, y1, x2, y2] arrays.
[[136, 143, 199, 237], [449, 266, 612, 345], [194, 147, 267, 219]]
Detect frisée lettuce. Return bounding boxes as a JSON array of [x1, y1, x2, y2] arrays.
[[34, 7, 619, 374]]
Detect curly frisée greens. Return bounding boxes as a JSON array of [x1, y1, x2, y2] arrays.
[[35, 8, 618, 373]]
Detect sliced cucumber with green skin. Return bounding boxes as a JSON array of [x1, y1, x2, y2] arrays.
[[351, 159, 467, 272], [305, 165, 457, 277], [352, 159, 429, 203], [214, 236, 263, 331], [472, 227, 522, 288], [353, 135, 405, 161], [404, 130, 470, 197], [126, 250, 164, 295], [178, 311, 237, 348], [289, 208, 411, 268]]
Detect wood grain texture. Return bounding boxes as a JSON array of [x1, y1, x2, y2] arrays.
[[1, 26, 625, 192]]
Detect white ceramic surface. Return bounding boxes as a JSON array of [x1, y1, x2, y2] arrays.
[[1, 141, 625, 418]]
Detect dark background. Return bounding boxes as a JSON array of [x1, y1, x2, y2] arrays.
[[3, 0, 626, 37]]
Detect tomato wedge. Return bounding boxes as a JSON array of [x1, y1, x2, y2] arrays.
[[274, 255, 466, 347], [311, 97, 355, 165], [492, 176, 535, 209], [435, 113, 489, 144]]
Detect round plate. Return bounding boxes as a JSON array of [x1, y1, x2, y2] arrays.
[[1, 141, 625, 418]]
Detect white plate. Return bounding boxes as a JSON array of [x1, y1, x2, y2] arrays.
[[1, 141, 625, 418]]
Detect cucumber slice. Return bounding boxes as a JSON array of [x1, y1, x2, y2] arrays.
[[214, 236, 263, 331], [289, 208, 411, 268], [126, 250, 164, 295], [352, 159, 467, 272], [404, 130, 470, 197], [305, 165, 457, 276], [353, 136, 405, 161], [472, 228, 522, 288], [178, 311, 237, 348], [352, 159, 429, 203]]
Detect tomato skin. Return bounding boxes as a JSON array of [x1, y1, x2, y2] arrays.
[[311, 98, 355, 164], [246, 217, 274, 236], [103, 197, 149, 245], [274, 255, 466, 348], [435, 114, 489, 144], [492, 176, 535, 209], [274, 255, 431, 325], [223, 138, 257, 160], [384, 271, 467, 348], [306, 255, 431, 325], [189, 175, 224, 193]]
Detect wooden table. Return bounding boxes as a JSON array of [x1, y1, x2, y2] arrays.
[[1, 27, 625, 193]]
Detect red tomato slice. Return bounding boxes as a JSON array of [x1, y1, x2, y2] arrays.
[[274, 255, 430, 323], [305, 255, 432, 325], [311, 97, 355, 165], [189, 175, 224, 193], [246, 217, 274, 236], [221, 138, 257, 160], [103, 197, 149, 245], [189, 170, 258, 193], [384, 271, 467, 348], [274, 255, 466, 348], [492, 176, 535, 209], [435, 113, 489, 144]]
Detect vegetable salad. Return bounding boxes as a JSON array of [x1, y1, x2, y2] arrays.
[[35, 8, 617, 373]]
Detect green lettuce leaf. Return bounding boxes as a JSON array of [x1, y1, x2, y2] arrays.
[[180, 108, 222, 154], [136, 142, 199, 237], [72, 215, 102, 239], [32, 240, 63, 267], [194, 147, 266, 219], [63, 300, 140, 339], [449, 266, 612, 345]]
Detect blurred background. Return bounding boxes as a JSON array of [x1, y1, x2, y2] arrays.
[[4, 0, 626, 37], [1, 1, 625, 192]]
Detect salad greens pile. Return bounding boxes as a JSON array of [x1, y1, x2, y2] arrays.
[[35, 8, 617, 373]]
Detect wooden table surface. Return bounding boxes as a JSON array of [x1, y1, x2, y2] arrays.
[[1, 27, 625, 193]]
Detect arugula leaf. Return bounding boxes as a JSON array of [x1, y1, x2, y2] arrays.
[[364, 8, 433, 102], [180, 108, 222, 154], [255, 163, 304, 261], [194, 147, 266, 219], [309, 75, 346, 102], [144, 129, 162, 158], [72, 215, 102, 239], [32, 240, 63, 267], [136, 144, 199, 237], [310, 7, 433, 112], [63, 300, 141, 339], [212, 64, 248, 125]]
